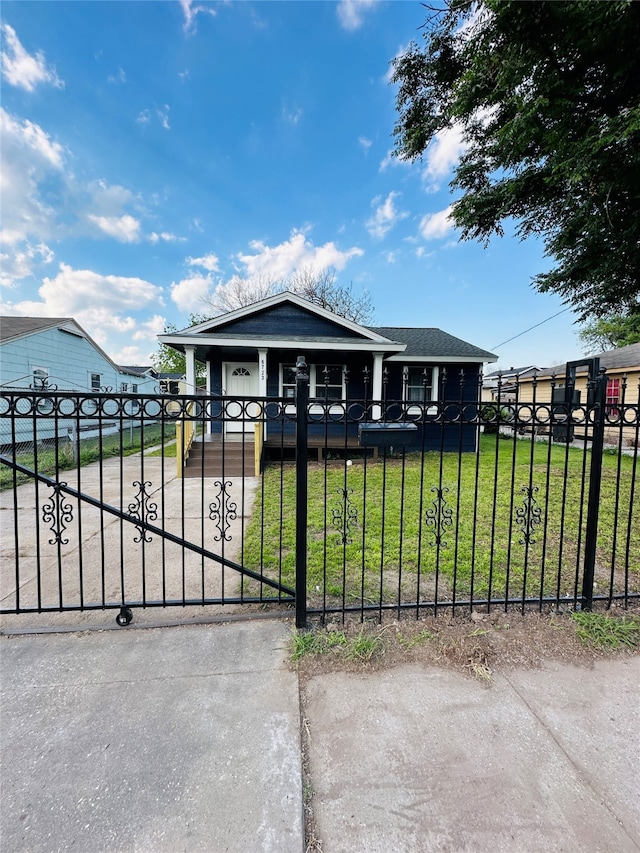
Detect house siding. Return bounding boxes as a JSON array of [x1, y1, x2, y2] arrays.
[[0, 326, 156, 446], [205, 353, 481, 451], [204, 303, 372, 339]]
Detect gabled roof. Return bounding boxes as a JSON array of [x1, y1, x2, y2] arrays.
[[0, 316, 142, 377], [161, 293, 497, 362], [370, 327, 497, 363], [175, 291, 396, 344], [484, 365, 537, 380], [522, 343, 640, 379], [0, 316, 85, 343]]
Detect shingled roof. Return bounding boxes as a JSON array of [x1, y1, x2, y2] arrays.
[[368, 326, 497, 361], [0, 317, 75, 343]]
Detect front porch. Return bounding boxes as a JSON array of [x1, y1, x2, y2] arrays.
[[182, 432, 379, 476]]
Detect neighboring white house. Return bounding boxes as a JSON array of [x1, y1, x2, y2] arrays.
[[0, 316, 157, 447]]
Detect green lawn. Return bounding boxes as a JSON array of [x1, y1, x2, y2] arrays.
[[0, 422, 174, 490], [243, 435, 639, 608]]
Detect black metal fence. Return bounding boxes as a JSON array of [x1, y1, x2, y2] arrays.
[[1, 362, 638, 628]]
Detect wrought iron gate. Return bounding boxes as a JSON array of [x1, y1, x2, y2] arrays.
[[1, 361, 639, 629], [0, 389, 295, 625]]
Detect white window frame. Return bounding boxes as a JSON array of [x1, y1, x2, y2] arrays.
[[404, 365, 439, 415], [32, 366, 49, 389], [280, 362, 346, 413], [90, 372, 102, 391]]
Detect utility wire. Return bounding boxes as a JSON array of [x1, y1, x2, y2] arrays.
[[492, 307, 572, 349]]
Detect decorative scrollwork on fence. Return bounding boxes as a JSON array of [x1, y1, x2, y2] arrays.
[[515, 485, 542, 545], [42, 483, 74, 545], [424, 486, 454, 547], [127, 481, 158, 543], [209, 480, 237, 542], [332, 487, 358, 545]]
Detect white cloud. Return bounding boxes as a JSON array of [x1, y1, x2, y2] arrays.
[[136, 106, 170, 130], [386, 42, 411, 84], [337, 0, 378, 31], [88, 214, 141, 243], [180, 0, 218, 34], [358, 136, 372, 154], [379, 148, 409, 172], [132, 314, 167, 341], [170, 273, 214, 313], [0, 108, 66, 254], [0, 242, 54, 287], [187, 253, 220, 272], [422, 123, 467, 190], [157, 105, 170, 130], [0, 23, 64, 92], [0, 263, 164, 350], [1, 107, 64, 170], [419, 206, 455, 240], [107, 67, 126, 85], [236, 229, 363, 281], [366, 191, 408, 240], [149, 231, 184, 244], [282, 105, 303, 126]]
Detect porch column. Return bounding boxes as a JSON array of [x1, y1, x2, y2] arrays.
[[184, 346, 196, 395], [205, 358, 212, 434], [372, 351, 384, 420], [258, 348, 268, 439]]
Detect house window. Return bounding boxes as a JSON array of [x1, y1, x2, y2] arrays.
[[132, 384, 138, 393], [314, 365, 343, 400], [121, 383, 128, 392], [232, 367, 251, 377], [32, 367, 49, 390], [404, 367, 434, 402], [90, 373, 101, 390], [282, 365, 297, 399], [606, 378, 620, 415], [281, 364, 345, 400], [160, 379, 179, 394]]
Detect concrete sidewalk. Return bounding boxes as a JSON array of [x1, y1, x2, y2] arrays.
[[0, 619, 303, 853], [304, 656, 640, 853], [1, 617, 639, 853]]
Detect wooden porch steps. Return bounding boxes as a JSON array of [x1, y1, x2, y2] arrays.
[[183, 437, 256, 478]]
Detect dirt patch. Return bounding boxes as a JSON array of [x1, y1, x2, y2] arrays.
[[292, 603, 640, 686]]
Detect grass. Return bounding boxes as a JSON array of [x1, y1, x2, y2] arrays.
[[243, 434, 639, 608], [571, 612, 640, 649], [290, 626, 385, 664], [0, 422, 176, 490]]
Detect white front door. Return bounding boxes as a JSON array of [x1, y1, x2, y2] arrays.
[[225, 363, 259, 433]]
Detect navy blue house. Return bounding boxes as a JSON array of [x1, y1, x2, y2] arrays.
[[158, 292, 497, 452]]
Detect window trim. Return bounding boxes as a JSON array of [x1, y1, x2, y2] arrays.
[[32, 366, 49, 390], [403, 365, 439, 415], [280, 363, 346, 400], [90, 372, 102, 391], [606, 377, 620, 416]]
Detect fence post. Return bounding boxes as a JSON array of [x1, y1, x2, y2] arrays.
[[581, 369, 607, 611], [295, 356, 309, 629]]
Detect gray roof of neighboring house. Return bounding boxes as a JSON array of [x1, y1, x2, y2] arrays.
[[368, 327, 497, 360], [0, 316, 74, 343], [534, 342, 640, 376], [120, 365, 158, 377], [484, 365, 537, 380]]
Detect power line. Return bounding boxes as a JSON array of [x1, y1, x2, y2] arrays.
[[492, 307, 572, 349]]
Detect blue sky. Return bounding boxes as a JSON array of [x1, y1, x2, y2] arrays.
[[1, 0, 586, 372]]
